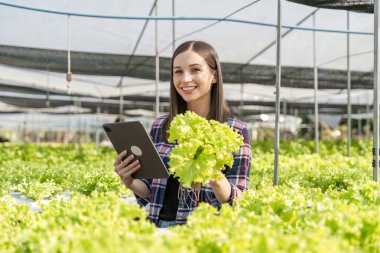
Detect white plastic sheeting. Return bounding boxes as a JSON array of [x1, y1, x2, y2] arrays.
[[0, 0, 374, 98]]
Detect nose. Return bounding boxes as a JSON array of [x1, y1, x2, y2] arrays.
[[182, 71, 192, 83]]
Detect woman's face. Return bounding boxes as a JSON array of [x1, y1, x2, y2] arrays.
[[173, 50, 216, 106]]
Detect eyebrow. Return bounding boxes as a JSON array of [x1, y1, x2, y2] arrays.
[[173, 63, 203, 69]]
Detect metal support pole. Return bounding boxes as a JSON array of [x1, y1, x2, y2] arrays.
[[46, 72, 50, 108], [172, 0, 175, 53], [358, 110, 362, 139], [95, 105, 101, 150], [155, 3, 160, 118], [294, 108, 299, 138], [313, 12, 319, 153], [373, 0, 379, 182], [366, 103, 370, 139], [240, 82, 244, 119], [274, 0, 282, 186], [119, 82, 123, 119], [283, 100, 287, 141], [347, 11, 351, 157]]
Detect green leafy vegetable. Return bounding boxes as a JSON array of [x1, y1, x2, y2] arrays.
[[1, 140, 380, 252], [168, 111, 243, 188]]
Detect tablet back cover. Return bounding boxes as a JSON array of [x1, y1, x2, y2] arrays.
[[103, 121, 169, 179]]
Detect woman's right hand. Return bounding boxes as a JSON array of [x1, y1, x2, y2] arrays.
[[114, 150, 141, 188]]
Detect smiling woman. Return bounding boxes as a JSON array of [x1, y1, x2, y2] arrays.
[[172, 50, 216, 118], [164, 41, 230, 129], [113, 41, 252, 228]]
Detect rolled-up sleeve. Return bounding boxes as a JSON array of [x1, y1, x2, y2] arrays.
[[227, 126, 251, 204], [134, 179, 152, 206], [202, 125, 252, 207]]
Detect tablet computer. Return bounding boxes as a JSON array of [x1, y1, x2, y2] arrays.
[[103, 121, 169, 179]]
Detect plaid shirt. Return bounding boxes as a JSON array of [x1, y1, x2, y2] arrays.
[[135, 115, 252, 226]]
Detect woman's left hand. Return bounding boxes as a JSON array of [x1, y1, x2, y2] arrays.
[[209, 171, 224, 186], [191, 182, 201, 191], [209, 174, 231, 204]]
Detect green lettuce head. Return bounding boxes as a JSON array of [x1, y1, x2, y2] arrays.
[[168, 111, 243, 188]]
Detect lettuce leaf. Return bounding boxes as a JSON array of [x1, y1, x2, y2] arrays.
[[168, 111, 243, 188]]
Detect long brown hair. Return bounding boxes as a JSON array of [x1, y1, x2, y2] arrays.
[[162, 40, 231, 141]]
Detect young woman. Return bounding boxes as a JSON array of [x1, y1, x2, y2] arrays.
[[114, 41, 252, 228]]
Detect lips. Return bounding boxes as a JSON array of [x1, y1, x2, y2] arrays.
[[180, 86, 197, 94], [181, 86, 196, 90]]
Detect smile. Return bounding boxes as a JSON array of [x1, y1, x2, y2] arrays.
[[181, 86, 197, 91]]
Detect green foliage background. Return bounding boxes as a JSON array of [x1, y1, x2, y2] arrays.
[[0, 140, 379, 253]]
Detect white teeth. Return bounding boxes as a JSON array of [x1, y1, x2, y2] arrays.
[[182, 86, 196, 91]]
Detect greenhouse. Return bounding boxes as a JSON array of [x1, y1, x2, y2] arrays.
[[0, 0, 379, 252]]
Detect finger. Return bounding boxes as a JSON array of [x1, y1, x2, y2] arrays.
[[118, 159, 140, 175], [122, 155, 135, 166], [114, 163, 125, 174], [114, 150, 127, 166], [114, 157, 135, 174], [122, 164, 141, 179], [114, 154, 134, 172]]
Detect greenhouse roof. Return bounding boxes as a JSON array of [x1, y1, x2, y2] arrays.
[[0, 0, 375, 115]]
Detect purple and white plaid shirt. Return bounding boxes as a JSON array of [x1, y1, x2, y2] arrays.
[[135, 115, 252, 226]]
